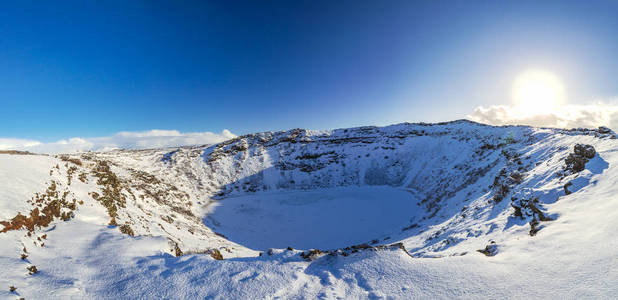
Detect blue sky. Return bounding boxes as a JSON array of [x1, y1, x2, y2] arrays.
[[2, 0, 618, 143]]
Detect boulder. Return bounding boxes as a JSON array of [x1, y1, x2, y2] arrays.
[[564, 144, 596, 173], [565, 153, 588, 173], [573, 144, 596, 159]]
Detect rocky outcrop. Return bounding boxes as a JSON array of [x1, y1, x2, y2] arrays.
[[564, 144, 596, 174]]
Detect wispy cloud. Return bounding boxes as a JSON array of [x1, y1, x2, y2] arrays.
[[0, 129, 236, 154], [468, 101, 618, 130], [0, 138, 42, 150]]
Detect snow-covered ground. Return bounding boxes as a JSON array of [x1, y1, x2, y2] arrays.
[[0, 120, 617, 299], [0, 154, 60, 219]]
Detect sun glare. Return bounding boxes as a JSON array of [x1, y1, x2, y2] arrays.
[[512, 70, 565, 117]]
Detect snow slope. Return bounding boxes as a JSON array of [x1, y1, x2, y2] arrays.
[[0, 120, 617, 299], [0, 154, 61, 219]]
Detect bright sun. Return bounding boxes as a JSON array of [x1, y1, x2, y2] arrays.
[[512, 70, 565, 117]]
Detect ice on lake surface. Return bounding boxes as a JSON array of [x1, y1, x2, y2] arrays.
[[203, 186, 420, 250]]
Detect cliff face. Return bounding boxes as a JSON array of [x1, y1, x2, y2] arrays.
[[199, 121, 530, 207]]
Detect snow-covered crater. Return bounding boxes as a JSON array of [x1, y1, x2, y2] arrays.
[[169, 120, 610, 253], [2, 120, 617, 299]]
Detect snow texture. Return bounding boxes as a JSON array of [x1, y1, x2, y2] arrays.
[[1, 120, 617, 299]]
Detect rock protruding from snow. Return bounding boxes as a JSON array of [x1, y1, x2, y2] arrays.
[[574, 144, 596, 159], [477, 241, 498, 256], [565, 144, 596, 173]]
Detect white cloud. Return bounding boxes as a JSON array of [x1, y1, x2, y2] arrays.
[[0, 129, 236, 154], [0, 138, 42, 150], [468, 101, 618, 130]]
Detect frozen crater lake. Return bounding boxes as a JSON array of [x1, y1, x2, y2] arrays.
[[203, 186, 420, 250]]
